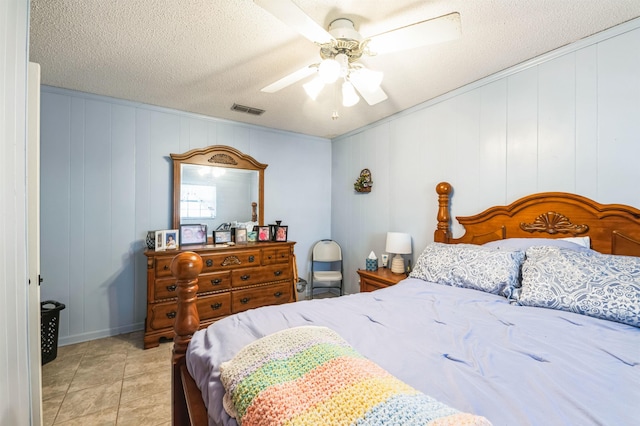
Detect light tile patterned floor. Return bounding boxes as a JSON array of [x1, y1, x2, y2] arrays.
[[41, 293, 338, 425], [41, 331, 172, 426]]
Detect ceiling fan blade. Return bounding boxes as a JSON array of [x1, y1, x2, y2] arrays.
[[368, 12, 461, 55], [254, 0, 334, 44], [350, 75, 388, 106], [261, 65, 316, 93]]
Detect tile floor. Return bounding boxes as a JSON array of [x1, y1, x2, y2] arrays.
[[41, 292, 338, 425], [41, 330, 172, 425]]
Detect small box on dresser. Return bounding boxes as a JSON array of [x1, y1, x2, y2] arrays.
[[144, 241, 296, 349], [358, 268, 407, 292]]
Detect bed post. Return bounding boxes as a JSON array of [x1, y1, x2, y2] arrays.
[[435, 182, 452, 243], [171, 251, 203, 426]]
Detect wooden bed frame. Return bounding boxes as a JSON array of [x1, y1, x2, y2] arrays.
[[170, 181, 640, 425]]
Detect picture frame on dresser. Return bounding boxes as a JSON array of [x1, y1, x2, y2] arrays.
[[258, 226, 271, 241], [213, 230, 232, 244], [165, 229, 179, 250], [275, 225, 288, 242], [235, 228, 247, 243], [154, 230, 165, 251], [180, 224, 207, 245]]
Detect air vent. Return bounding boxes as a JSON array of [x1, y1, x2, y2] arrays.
[[231, 103, 265, 116]]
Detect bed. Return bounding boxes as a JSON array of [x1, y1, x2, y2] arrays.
[[170, 182, 640, 425]]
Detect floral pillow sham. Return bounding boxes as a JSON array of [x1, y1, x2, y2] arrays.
[[409, 243, 525, 299], [520, 246, 640, 327]]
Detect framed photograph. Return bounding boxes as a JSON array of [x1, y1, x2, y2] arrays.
[[180, 224, 207, 245], [257, 226, 271, 242], [213, 230, 232, 244], [155, 230, 165, 251], [247, 228, 258, 242], [235, 228, 247, 244], [274, 225, 288, 242], [165, 229, 179, 250]]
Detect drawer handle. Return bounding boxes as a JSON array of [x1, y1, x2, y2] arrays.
[[166, 311, 176, 319], [163, 265, 169, 270], [206, 259, 213, 267], [211, 303, 222, 310], [274, 270, 282, 276], [267, 255, 272, 259], [240, 297, 250, 304], [166, 284, 177, 292], [248, 255, 255, 262], [210, 279, 221, 286], [241, 275, 250, 281], [274, 292, 282, 298]]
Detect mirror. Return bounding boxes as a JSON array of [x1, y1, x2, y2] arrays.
[[171, 145, 267, 231]]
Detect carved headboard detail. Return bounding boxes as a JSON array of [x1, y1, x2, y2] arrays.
[[519, 211, 589, 235], [435, 182, 640, 256]]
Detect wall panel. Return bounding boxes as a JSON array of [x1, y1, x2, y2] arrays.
[[40, 89, 330, 344], [333, 21, 640, 293]]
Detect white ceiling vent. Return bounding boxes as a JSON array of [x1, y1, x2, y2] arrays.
[[231, 103, 265, 116]]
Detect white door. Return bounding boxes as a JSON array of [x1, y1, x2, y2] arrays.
[[27, 61, 43, 426]]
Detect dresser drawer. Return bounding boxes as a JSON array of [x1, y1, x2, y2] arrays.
[[148, 293, 231, 330], [197, 293, 232, 321], [262, 248, 290, 265], [230, 264, 291, 288], [197, 271, 232, 293], [231, 282, 291, 313], [200, 250, 261, 272], [153, 271, 231, 300], [154, 256, 174, 277]]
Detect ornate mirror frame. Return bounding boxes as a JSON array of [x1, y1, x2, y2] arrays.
[[171, 145, 267, 229]]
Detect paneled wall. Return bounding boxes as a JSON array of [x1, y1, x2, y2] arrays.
[[0, 0, 31, 424], [332, 19, 640, 294], [40, 91, 331, 345]]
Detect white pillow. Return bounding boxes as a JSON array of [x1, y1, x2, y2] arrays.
[[483, 237, 592, 251], [559, 236, 591, 248]]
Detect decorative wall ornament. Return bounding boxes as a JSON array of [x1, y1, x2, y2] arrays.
[[520, 211, 589, 234], [208, 153, 238, 165], [354, 168, 373, 193]]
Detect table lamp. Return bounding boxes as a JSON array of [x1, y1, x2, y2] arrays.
[[385, 232, 411, 274]]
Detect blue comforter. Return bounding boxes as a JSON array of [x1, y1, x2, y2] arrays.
[[187, 278, 640, 426]]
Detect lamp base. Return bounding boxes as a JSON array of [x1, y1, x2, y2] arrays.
[[390, 254, 405, 274]]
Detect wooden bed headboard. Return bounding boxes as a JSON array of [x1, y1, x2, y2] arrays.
[[434, 182, 640, 256]]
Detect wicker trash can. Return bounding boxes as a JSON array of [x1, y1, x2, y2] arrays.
[[41, 300, 66, 365]]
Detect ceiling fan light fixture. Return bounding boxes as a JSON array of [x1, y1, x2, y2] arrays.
[[303, 76, 325, 100], [342, 81, 360, 107], [318, 58, 340, 83]]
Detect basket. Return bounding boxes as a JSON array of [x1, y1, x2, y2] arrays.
[[41, 300, 66, 365]]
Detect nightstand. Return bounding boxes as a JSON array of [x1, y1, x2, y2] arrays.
[[358, 268, 407, 292]]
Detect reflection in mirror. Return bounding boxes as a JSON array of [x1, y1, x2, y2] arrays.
[[179, 164, 259, 230], [171, 145, 267, 232]]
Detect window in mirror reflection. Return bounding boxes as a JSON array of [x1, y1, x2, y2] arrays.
[[180, 183, 217, 219]]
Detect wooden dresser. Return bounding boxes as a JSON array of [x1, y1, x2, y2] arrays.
[[143, 241, 296, 349]]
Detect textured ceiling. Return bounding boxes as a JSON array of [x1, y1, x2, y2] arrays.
[[29, 1, 640, 139]]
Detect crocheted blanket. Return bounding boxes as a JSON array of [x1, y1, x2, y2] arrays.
[[220, 326, 492, 426]]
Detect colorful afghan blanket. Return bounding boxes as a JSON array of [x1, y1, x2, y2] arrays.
[[220, 326, 491, 426]]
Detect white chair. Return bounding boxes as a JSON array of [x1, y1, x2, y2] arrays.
[[310, 239, 343, 298]]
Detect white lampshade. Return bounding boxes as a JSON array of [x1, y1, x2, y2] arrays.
[[341, 81, 360, 107], [303, 76, 325, 100], [385, 232, 411, 274], [318, 58, 341, 83], [385, 232, 411, 254]]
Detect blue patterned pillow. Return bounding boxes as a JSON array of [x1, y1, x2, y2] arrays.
[[520, 246, 640, 327], [410, 243, 525, 298]]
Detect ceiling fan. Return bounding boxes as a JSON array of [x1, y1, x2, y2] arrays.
[[255, 0, 461, 109]]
